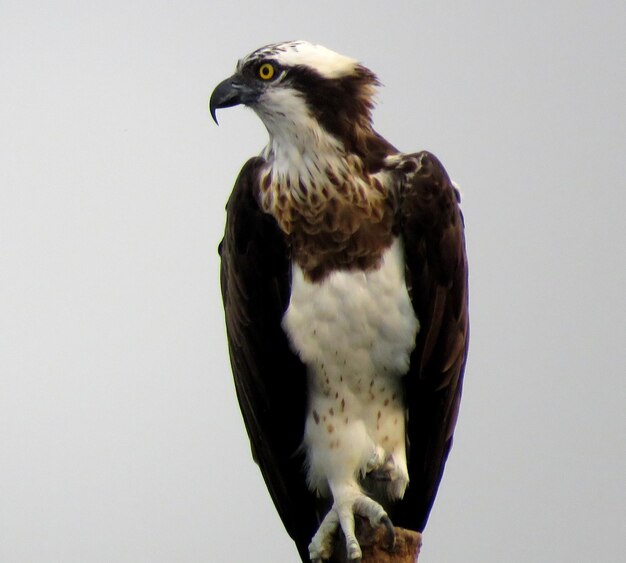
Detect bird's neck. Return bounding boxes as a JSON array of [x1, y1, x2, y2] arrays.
[[256, 122, 396, 282], [258, 121, 388, 233], [261, 113, 348, 197]]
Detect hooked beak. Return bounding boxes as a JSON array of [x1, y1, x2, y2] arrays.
[[209, 74, 260, 124]]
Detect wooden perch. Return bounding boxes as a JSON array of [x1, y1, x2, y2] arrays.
[[329, 517, 422, 563]]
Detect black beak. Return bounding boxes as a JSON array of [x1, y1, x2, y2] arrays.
[[209, 75, 259, 124]]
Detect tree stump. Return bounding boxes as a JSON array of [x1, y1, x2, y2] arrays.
[[329, 517, 422, 562]]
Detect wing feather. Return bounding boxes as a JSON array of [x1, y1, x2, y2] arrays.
[[391, 151, 470, 532], [219, 157, 317, 561]]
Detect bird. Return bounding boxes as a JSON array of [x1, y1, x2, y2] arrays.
[[210, 41, 469, 563]]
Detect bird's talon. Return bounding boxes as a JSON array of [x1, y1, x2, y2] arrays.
[[380, 515, 396, 550]]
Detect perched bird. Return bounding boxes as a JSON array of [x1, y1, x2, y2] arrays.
[[210, 41, 469, 562]]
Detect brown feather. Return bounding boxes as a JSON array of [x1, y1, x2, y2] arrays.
[[390, 150, 470, 532], [220, 158, 318, 562]]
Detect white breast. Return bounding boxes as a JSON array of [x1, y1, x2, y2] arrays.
[[284, 238, 418, 378], [282, 238, 419, 497]]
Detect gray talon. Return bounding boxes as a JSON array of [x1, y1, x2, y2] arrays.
[[381, 515, 396, 550]]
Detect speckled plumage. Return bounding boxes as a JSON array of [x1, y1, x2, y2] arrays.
[[214, 41, 469, 563], [284, 239, 417, 501]]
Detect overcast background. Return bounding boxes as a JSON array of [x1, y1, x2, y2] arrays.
[[1, 1, 624, 562]]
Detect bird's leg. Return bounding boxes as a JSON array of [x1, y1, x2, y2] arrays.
[[308, 483, 395, 562]]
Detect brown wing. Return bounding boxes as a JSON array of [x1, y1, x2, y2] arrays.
[[219, 157, 317, 562], [389, 151, 470, 532]]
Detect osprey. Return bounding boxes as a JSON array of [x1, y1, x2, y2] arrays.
[[210, 41, 469, 562]]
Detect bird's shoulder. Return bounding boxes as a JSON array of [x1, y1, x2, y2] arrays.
[[385, 150, 462, 220], [386, 149, 467, 375]]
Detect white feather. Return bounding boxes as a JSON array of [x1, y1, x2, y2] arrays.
[[272, 41, 358, 79], [283, 239, 419, 498], [241, 40, 358, 80]]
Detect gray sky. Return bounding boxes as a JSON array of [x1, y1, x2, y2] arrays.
[[1, 1, 624, 562]]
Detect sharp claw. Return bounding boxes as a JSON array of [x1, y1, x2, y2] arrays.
[[380, 515, 396, 550]]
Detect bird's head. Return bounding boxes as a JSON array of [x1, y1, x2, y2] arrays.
[[210, 41, 380, 155]]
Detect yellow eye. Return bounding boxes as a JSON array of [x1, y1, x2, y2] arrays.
[[258, 63, 275, 81]]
